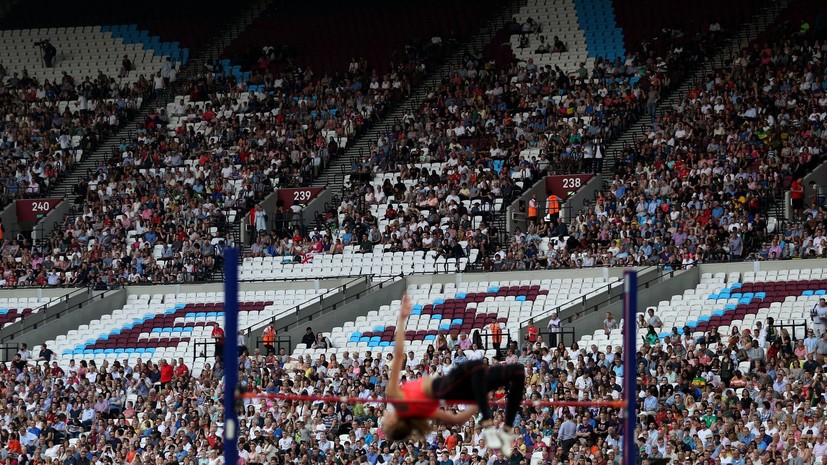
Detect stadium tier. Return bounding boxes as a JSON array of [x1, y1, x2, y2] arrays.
[[1, 1, 827, 465], [294, 277, 618, 358], [579, 268, 827, 350], [46, 289, 329, 376]]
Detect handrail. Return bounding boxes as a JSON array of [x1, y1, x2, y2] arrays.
[[264, 274, 400, 337], [515, 265, 665, 330], [0, 287, 117, 343], [242, 274, 374, 333]]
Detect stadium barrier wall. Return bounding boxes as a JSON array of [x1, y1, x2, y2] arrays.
[[1, 289, 126, 351], [247, 277, 407, 353], [31, 200, 70, 241], [569, 267, 700, 341]]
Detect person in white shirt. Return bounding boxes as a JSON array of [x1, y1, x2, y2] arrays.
[[812, 298, 827, 335]]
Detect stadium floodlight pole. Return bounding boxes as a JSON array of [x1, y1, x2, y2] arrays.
[[223, 248, 240, 465], [623, 270, 638, 465]]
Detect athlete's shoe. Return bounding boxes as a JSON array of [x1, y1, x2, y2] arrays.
[[497, 430, 516, 458], [482, 426, 502, 451]]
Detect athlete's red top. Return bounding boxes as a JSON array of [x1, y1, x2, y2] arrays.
[[397, 377, 439, 419]]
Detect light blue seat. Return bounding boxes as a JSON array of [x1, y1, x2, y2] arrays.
[[424, 334, 436, 341], [451, 319, 463, 326], [431, 314, 442, 320], [164, 308, 177, 315], [115, 349, 125, 354], [516, 296, 526, 302], [488, 287, 499, 293], [125, 348, 135, 354], [456, 293, 467, 299], [104, 349, 115, 354], [755, 292, 766, 300], [83, 349, 94, 355], [724, 304, 737, 311], [152, 327, 163, 333], [62, 349, 73, 355], [731, 293, 742, 300], [686, 321, 698, 328], [379, 341, 391, 347], [743, 293, 754, 300], [698, 315, 711, 322], [434, 299, 445, 305], [738, 298, 752, 305], [712, 310, 725, 317], [730, 283, 742, 289], [438, 324, 450, 331], [374, 326, 384, 332], [707, 294, 718, 300], [172, 328, 183, 333], [816, 290, 826, 296], [359, 337, 370, 343], [804, 290, 815, 296]]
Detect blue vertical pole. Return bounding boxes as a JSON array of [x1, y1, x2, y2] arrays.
[[223, 248, 239, 465], [623, 270, 638, 465]]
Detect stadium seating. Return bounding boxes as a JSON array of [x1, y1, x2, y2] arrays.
[[0, 27, 173, 83], [579, 268, 827, 350], [46, 288, 329, 376], [224, 0, 498, 73], [0, 297, 59, 329], [0, 0, 249, 53], [510, 0, 625, 71], [241, 247, 478, 280], [293, 277, 618, 359]]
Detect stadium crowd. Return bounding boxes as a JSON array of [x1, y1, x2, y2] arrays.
[[245, 21, 722, 270], [0, 39, 444, 287], [7, 305, 827, 465], [501, 30, 827, 271], [0, 67, 148, 206]]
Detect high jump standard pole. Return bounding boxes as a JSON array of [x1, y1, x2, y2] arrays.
[[623, 270, 638, 465], [223, 248, 240, 465]]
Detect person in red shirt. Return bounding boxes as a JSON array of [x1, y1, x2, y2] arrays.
[[175, 357, 190, 379], [525, 318, 539, 345], [791, 177, 805, 219], [159, 359, 173, 388], [212, 324, 225, 360]]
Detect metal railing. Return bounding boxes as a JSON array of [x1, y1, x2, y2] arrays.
[[0, 288, 113, 343], [252, 274, 399, 337], [254, 335, 292, 355], [514, 265, 673, 333], [243, 274, 377, 334]]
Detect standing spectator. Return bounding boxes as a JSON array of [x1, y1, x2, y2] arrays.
[[17, 342, 32, 363], [812, 298, 827, 335], [212, 324, 225, 359], [489, 317, 503, 360], [262, 323, 276, 354], [791, 178, 805, 219], [548, 311, 561, 347], [153, 71, 165, 98], [647, 308, 663, 329], [527, 194, 539, 225], [524, 319, 538, 347]]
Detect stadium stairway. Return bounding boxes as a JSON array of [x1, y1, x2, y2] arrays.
[[309, 0, 526, 198], [45, 0, 276, 246], [601, 0, 790, 180]]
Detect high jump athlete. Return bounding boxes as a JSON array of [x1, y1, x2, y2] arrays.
[[381, 294, 526, 456]]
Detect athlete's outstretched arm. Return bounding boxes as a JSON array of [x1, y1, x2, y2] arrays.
[[387, 293, 412, 398], [431, 406, 479, 426]]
